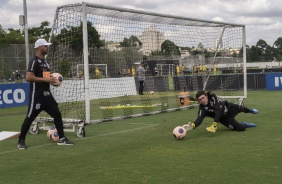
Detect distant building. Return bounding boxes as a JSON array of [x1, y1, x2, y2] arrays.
[[107, 42, 121, 51], [216, 38, 222, 48], [180, 49, 190, 59], [139, 26, 164, 55]]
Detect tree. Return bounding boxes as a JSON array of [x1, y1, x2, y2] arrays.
[[249, 46, 260, 61], [264, 45, 275, 61], [273, 37, 282, 60], [161, 40, 180, 56], [28, 21, 52, 43], [197, 42, 204, 49], [256, 39, 269, 61], [151, 50, 164, 56], [6, 29, 25, 44], [239, 45, 248, 58], [120, 35, 142, 48], [190, 49, 200, 56], [58, 58, 71, 77], [204, 49, 213, 58], [0, 26, 24, 44], [0, 21, 52, 44], [52, 21, 105, 54], [0, 25, 7, 44], [273, 37, 282, 51]]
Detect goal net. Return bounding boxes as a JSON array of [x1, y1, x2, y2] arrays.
[[45, 2, 246, 123], [77, 64, 108, 79], [156, 64, 175, 76]]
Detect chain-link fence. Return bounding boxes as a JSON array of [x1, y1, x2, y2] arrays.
[[0, 44, 35, 82]]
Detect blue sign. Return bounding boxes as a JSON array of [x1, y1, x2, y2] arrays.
[[266, 73, 282, 90], [0, 83, 29, 108]]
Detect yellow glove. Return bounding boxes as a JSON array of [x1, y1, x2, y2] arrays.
[[206, 122, 218, 133], [182, 122, 195, 131]]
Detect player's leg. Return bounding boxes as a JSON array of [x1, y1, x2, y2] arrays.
[[44, 96, 64, 138], [44, 96, 74, 145], [241, 122, 256, 128], [18, 98, 43, 149], [138, 81, 141, 94], [226, 103, 259, 118], [220, 118, 246, 131], [139, 80, 144, 95], [239, 105, 259, 114], [221, 117, 256, 131]]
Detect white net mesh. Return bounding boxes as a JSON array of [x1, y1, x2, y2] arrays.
[[45, 3, 246, 122]]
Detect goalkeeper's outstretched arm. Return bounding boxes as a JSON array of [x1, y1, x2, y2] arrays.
[[183, 115, 205, 131], [183, 122, 195, 131]]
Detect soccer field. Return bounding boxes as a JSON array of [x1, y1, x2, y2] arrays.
[[0, 90, 281, 184]]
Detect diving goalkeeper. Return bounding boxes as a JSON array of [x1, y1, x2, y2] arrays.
[[183, 91, 259, 133]]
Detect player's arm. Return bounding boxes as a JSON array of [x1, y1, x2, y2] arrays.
[[193, 109, 206, 127], [26, 72, 56, 84], [183, 107, 206, 131], [206, 94, 221, 133], [211, 94, 222, 123]]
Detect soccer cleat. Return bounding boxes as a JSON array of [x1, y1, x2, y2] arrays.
[[17, 140, 27, 150], [250, 109, 259, 114], [57, 137, 74, 145], [241, 122, 256, 128]]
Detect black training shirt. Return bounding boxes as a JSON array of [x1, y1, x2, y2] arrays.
[[27, 56, 51, 93], [194, 94, 225, 127]]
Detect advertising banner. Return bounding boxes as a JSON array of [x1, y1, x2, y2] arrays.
[[266, 73, 282, 90], [0, 83, 29, 108]]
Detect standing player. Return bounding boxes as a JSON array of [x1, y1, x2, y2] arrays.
[[95, 67, 100, 78], [154, 65, 159, 76], [137, 62, 146, 95], [15, 70, 21, 80], [183, 91, 258, 132], [181, 64, 185, 76], [131, 66, 136, 77], [17, 38, 74, 149], [176, 64, 180, 76]]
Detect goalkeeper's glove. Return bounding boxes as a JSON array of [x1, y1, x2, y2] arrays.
[[206, 122, 218, 133], [182, 122, 195, 131]]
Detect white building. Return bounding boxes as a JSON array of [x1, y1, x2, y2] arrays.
[[106, 42, 121, 51], [180, 49, 190, 59], [139, 26, 164, 55], [216, 38, 222, 48]]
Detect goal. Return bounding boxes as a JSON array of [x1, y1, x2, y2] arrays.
[[156, 64, 175, 76], [77, 64, 108, 79], [45, 2, 247, 124]]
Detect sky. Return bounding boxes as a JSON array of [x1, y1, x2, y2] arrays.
[[0, 0, 281, 46]]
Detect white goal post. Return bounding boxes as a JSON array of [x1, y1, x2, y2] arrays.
[[156, 64, 175, 76], [45, 2, 247, 124]]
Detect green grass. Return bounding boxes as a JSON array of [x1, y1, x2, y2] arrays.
[[0, 90, 281, 183]]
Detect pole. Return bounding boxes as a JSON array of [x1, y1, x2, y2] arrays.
[[82, 2, 90, 124], [242, 26, 247, 99], [23, 0, 29, 70]]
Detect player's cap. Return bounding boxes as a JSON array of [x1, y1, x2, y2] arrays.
[[34, 39, 52, 48]]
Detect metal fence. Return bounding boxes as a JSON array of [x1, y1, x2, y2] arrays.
[[0, 44, 35, 81]]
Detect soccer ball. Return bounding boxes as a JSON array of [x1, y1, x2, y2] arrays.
[[149, 91, 154, 95], [51, 73, 63, 86], [50, 129, 59, 142], [172, 126, 186, 140], [47, 128, 56, 139]]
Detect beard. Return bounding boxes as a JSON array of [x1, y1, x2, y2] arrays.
[[41, 49, 47, 55]]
